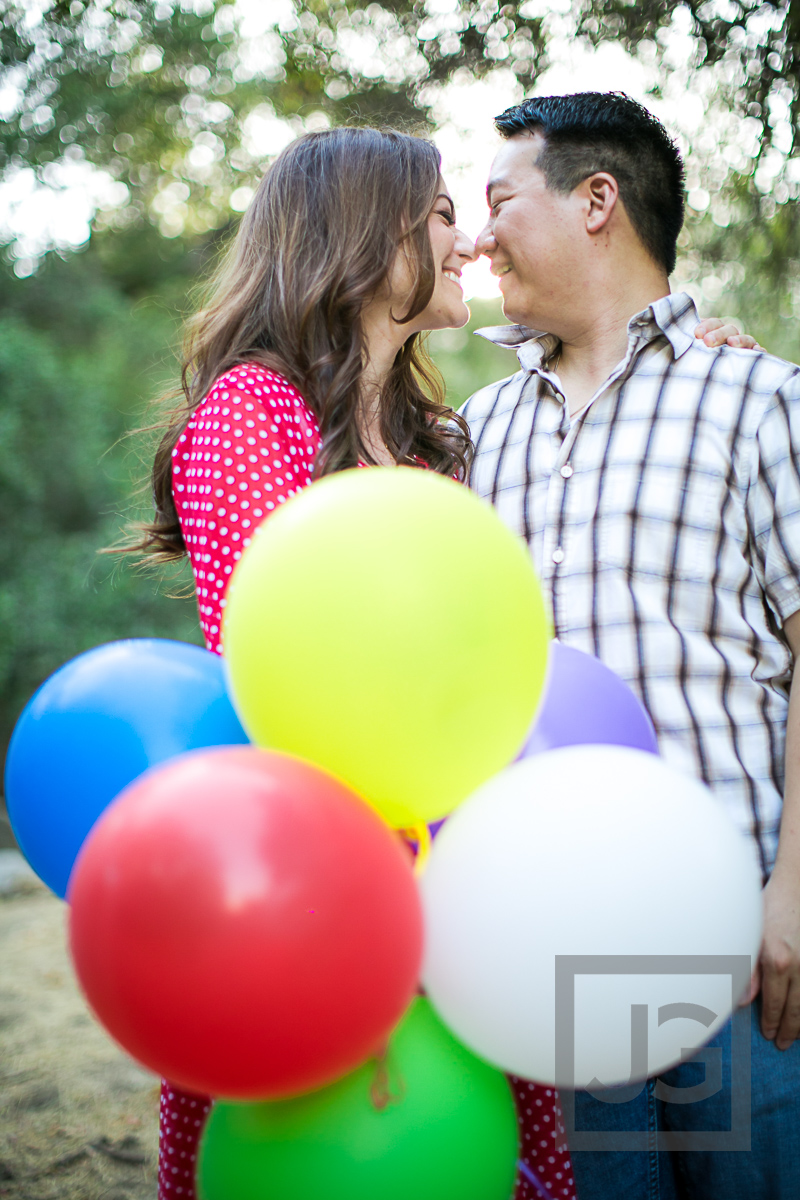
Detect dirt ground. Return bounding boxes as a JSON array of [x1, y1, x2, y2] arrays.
[[0, 868, 160, 1200]]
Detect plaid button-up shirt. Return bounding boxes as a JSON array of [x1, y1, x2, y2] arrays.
[[460, 291, 800, 877]]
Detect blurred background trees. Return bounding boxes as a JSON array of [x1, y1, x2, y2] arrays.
[[2, 0, 800, 763]]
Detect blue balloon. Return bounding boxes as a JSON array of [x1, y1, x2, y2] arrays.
[[4, 639, 249, 898], [519, 641, 659, 759]]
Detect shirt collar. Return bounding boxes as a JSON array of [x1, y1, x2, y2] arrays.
[[475, 291, 700, 374]]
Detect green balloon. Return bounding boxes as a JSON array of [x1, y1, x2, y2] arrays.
[[198, 998, 519, 1200]]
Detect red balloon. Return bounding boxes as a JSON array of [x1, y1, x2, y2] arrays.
[[68, 747, 422, 1099]]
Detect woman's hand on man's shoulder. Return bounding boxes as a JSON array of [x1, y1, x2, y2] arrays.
[[694, 317, 761, 350]]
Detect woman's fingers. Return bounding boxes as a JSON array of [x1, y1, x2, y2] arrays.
[[694, 318, 760, 350], [724, 334, 762, 350]]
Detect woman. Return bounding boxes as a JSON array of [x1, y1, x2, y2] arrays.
[[134, 126, 751, 1200]]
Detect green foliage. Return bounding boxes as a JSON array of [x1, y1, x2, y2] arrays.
[[576, 0, 799, 154], [0, 243, 204, 763], [4, 1, 800, 220], [427, 298, 518, 410], [5, 0, 800, 296], [684, 179, 800, 362], [2, 0, 267, 231], [0, 0, 548, 245]]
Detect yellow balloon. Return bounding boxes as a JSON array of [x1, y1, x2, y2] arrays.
[[223, 468, 550, 828]]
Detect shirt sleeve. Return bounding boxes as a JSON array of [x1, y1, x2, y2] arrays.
[[746, 380, 800, 627], [172, 365, 321, 654]]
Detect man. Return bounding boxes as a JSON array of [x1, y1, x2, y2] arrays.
[[461, 92, 800, 1199]]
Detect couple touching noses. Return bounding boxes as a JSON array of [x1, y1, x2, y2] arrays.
[[361, 113, 749, 431], [356, 100, 748, 468], [141, 93, 800, 1200]]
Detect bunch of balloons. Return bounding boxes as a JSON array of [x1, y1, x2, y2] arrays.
[[4, 467, 764, 1200]]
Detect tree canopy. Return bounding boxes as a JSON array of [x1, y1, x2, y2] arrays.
[[3, 0, 800, 254], [0, 0, 546, 244]]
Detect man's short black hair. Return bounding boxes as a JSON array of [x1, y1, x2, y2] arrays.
[[494, 93, 685, 276]]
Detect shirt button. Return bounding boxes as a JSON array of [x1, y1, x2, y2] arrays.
[[552, 548, 565, 564], [560, 464, 573, 478]]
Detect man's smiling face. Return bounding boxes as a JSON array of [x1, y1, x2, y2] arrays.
[[477, 132, 586, 332]]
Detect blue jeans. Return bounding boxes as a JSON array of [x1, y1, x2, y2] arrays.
[[569, 1001, 800, 1199]]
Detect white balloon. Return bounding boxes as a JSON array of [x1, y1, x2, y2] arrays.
[[421, 746, 763, 1089]]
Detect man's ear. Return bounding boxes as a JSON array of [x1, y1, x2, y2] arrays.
[[578, 172, 619, 234]]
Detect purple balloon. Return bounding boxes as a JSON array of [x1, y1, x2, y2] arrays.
[[519, 641, 658, 759]]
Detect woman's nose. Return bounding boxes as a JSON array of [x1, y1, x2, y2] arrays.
[[455, 227, 477, 263]]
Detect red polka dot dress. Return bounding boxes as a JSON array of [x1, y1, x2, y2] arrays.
[[157, 1085, 212, 1197], [172, 363, 321, 654], [510, 1077, 575, 1200], [163, 362, 576, 1200]]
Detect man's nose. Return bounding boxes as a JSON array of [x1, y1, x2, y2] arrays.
[[474, 221, 497, 257]]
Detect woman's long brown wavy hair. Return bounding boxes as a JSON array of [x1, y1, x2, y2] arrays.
[[130, 127, 473, 561]]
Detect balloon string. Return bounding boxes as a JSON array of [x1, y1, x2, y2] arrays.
[[400, 821, 431, 876], [517, 1159, 555, 1200]]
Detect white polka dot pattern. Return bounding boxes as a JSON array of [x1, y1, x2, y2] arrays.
[[510, 1076, 576, 1199], [157, 1084, 212, 1199], [172, 363, 321, 655]]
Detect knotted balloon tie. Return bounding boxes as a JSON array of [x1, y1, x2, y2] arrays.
[[399, 821, 431, 876], [369, 1043, 406, 1111]]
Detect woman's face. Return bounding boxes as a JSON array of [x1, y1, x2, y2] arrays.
[[395, 180, 476, 334]]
